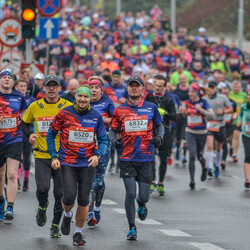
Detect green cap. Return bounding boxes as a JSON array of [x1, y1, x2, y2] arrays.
[[75, 86, 92, 99]]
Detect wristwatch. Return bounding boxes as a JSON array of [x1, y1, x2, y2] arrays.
[[95, 154, 101, 161]]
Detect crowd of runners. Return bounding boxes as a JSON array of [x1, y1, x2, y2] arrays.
[[0, 3, 250, 247]]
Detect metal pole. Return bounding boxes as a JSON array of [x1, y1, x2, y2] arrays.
[[171, 0, 176, 34], [238, 0, 244, 50], [116, 0, 121, 17], [25, 39, 32, 63]]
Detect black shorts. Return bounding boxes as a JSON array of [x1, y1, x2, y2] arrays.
[[0, 142, 22, 167], [119, 161, 153, 184], [207, 126, 225, 143], [233, 124, 242, 132], [242, 135, 250, 163], [225, 125, 234, 140]]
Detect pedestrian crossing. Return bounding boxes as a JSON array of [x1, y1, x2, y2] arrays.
[[103, 199, 226, 250]]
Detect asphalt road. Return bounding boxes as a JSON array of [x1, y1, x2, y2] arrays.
[[0, 145, 250, 250]]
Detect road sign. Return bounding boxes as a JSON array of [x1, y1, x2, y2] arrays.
[[40, 18, 59, 39], [0, 49, 24, 75], [37, 0, 62, 17], [0, 17, 23, 47], [21, 63, 45, 75]]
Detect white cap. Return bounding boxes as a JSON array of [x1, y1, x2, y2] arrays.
[[198, 27, 206, 33], [99, 21, 106, 27], [93, 13, 99, 19], [217, 82, 229, 90], [34, 73, 44, 80], [146, 78, 154, 84], [105, 54, 112, 60]]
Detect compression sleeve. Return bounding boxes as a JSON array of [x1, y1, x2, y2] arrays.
[[202, 108, 214, 120], [95, 134, 109, 157], [156, 122, 165, 137], [46, 127, 58, 159], [20, 120, 33, 138], [108, 128, 117, 145]]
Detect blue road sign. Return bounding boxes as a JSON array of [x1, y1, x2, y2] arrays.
[[40, 18, 59, 39], [37, 0, 62, 17]]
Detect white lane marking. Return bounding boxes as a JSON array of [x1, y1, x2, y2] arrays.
[[158, 229, 191, 237], [135, 218, 162, 225], [189, 242, 226, 250], [102, 199, 118, 205], [112, 208, 126, 214]]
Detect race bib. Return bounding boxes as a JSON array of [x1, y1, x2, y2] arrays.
[[246, 122, 250, 134], [207, 120, 220, 132], [124, 115, 148, 136], [224, 114, 232, 123], [37, 116, 54, 136], [0, 114, 17, 132], [187, 115, 202, 126], [230, 58, 239, 65], [68, 126, 94, 147]]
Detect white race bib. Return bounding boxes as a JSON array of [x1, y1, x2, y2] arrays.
[[224, 114, 232, 123], [246, 122, 250, 134], [68, 126, 94, 146], [207, 121, 220, 132], [187, 115, 202, 125], [37, 116, 54, 136], [124, 115, 148, 136], [0, 114, 17, 132]]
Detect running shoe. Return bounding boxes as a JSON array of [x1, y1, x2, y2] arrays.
[[137, 204, 148, 221], [22, 178, 29, 192], [18, 179, 21, 192], [214, 165, 220, 178], [201, 167, 208, 182], [221, 161, 226, 170], [108, 162, 114, 172], [94, 210, 101, 224], [4, 207, 14, 221], [207, 169, 214, 177], [0, 199, 5, 221], [233, 155, 238, 163], [150, 184, 157, 194], [61, 212, 72, 235], [157, 184, 165, 196], [229, 147, 233, 157], [126, 227, 137, 241], [50, 224, 61, 238], [189, 181, 195, 190], [73, 232, 86, 246], [175, 150, 180, 161], [36, 205, 47, 226], [182, 156, 187, 164], [87, 212, 97, 227], [244, 180, 250, 189], [167, 156, 173, 166]]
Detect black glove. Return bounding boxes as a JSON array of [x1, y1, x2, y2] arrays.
[[115, 139, 122, 149], [150, 136, 162, 148]]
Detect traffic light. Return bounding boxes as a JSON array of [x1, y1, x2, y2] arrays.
[[21, 0, 36, 39]]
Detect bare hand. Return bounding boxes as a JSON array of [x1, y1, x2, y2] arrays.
[[195, 104, 202, 112], [179, 106, 186, 114], [216, 108, 223, 115], [119, 97, 126, 104], [88, 155, 99, 167], [232, 112, 238, 120], [29, 133, 38, 145], [51, 159, 60, 170], [237, 121, 242, 127]]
